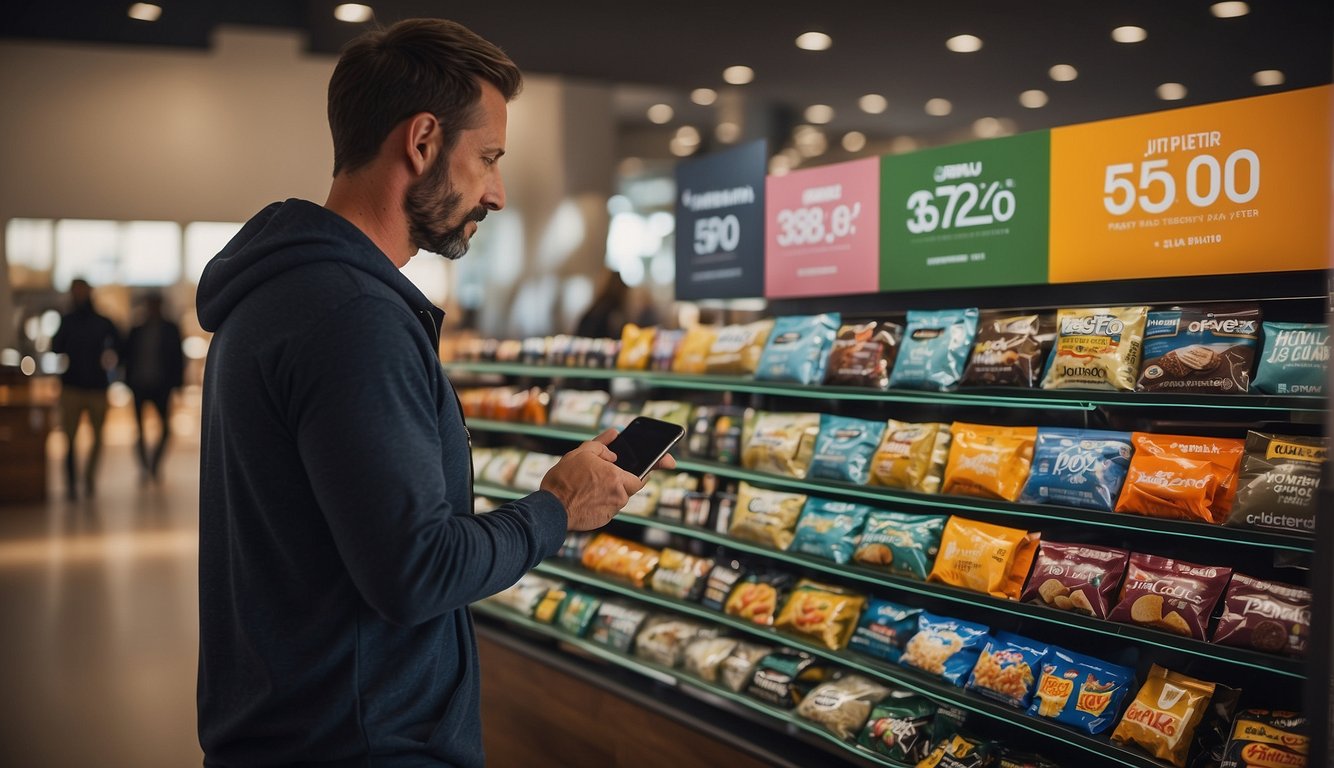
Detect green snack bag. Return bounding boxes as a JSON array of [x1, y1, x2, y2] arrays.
[[857, 692, 936, 762]]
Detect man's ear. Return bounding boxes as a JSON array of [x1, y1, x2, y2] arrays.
[[403, 112, 439, 176]]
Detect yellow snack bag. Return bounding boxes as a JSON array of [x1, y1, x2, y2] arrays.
[[942, 423, 1037, 501], [705, 319, 775, 375], [672, 325, 717, 374], [616, 324, 656, 370], [1112, 664, 1216, 767], [774, 579, 866, 650], [742, 411, 820, 478], [868, 420, 951, 493], [928, 516, 1039, 599], [729, 482, 807, 550]]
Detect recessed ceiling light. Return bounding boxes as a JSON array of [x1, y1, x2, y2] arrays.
[[670, 135, 699, 157], [945, 34, 983, 53], [841, 131, 867, 153], [769, 154, 794, 176], [1048, 64, 1079, 82], [859, 94, 888, 114], [1112, 25, 1147, 43], [793, 125, 827, 158], [333, 4, 374, 23], [716, 122, 741, 143], [1210, 1, 1249, 18], [127, 3, 161, 21], [647, 104, 674, 124], [890, 136, 920, 154], [925, 98, 953, 117], [690, 88, 718, 106], [1157, 82, 1188, 100], [973, 117, 1004, 138], [1252, 69, 1285, 86], [795, 31, 832, 51], [804, 104, 834, 124], [723, 65, 754, 85], [675, 126, 701, 147], [1019, 89, 1049, 108]]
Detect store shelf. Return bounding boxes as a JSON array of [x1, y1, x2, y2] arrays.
[[528, 560, 1170, 768]]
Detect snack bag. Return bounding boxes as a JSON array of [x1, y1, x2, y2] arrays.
[[700, 559, 747, 612], [1108, 552, 1232, 640], [754, 313, 840, 385], [928, 517, 1039, 600], [858, 693, 937, 763], [1226, 431, 1326, 535], [549, 389, 610, 428], [1212, 573, 1311, 657], [682, 636, 739, 683], [889, 308, 980, 391], [795, 674, 892, 739], [588, 600, 650, 653], [555, 590, 602, 637], [1252, 322, 1328, 395], [616, 324, 656, 370], [1028, 646, 1134, 735], [634, 615, 715, 667], [774, 579, 867, 650], [649, 329, 684, 371], [869, 420, 952, 493], [1115, 433, 1246, 523], [742, 411, 820, 478], [746, 650, 828, 709], [705, 319, 775, 375], [533, 583, 567, 624], [1042, 306, 1149, 391], [656, 472, 699, 522], [849, 599, 922, 663], [853, 511, 947, 580], [729, 483, 807, 550], [724, 571, 792, 625], [488, 574, 560, 616], [965, 632, 1048, 710], [580, 533, 661, 588], [1136, 304, 1261, 393], [1219, 710, 1308, 768], [511, 452, 560, 492], [941, 423, 1037, 502], [1020, 541, 1129, 619], [649, 548, 714, 601], [672, 325, 718, 374], [1112, 665, 1216, 768], [1019, 428, 1133, 512], [899, 612, 990, 685], [788, 498, 873, 564], [808, 414, 886, 485], [961, 313, 1046, 388], [824, 320, 904, 389], [478, 447, 524, 486], [719, 641, 773, 692], [916, 732, 995, 768]]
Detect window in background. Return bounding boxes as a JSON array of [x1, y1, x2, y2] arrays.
[[54, 219, 120, 290], [184, 222, 243, 284], [119, 220, 181, 286], [5, 218, 55, 289]]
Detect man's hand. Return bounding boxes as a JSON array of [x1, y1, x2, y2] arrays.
[[539, 429, 674, 531]]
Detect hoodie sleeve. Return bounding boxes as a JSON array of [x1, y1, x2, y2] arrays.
[[283, 294, 567, 627]]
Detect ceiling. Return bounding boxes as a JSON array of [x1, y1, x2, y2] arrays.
[[4, 1, 1331, 163]]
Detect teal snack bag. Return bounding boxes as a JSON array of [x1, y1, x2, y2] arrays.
[[889, 308, 980, 391], [1253, 322, 1328, 396], [754, 313, 841, 385], [853, 511, 947, 580], [788, 498, 873, 564], [849, 598, 922, 663], [555, 591, 602, 637], [808, 414, 886, 484]]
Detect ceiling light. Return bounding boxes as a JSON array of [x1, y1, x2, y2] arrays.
[[973, 117, 1004, 138], [669, 136, 699, 157], [804, 104, 834, 124], [945, 34, 983, 53], [333, 4, 374, 23], [1210, 1, 1249, 18], [674, 125, 701, 147], [690, 88, 718, 106], [715, 122, 741, 143], [841, 131, 867, 153], [793, 126, 827, 158], [858, 94, 888, 114], [1252, 69, 1285, 86], [890, 136, 919, 154], [723, 65, 754, 85], [127, 3, 161, 21], [1019, 89, 1048, 108], [1048, 64, 1079, 82], [1112, 25, 1147, 43], [1157, 82, 1188, 100], [769, 154, 794, 176], [924, 98, 952, 117], [795, 32, 832, 51], [647, 104, 674, 124]]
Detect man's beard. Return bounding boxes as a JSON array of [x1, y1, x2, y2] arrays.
[[404, 154, 488, 261]]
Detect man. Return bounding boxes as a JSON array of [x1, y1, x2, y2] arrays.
[[196, 19, 663, 767], [51, 278, 120, 500], [122, 292, 184, 482]]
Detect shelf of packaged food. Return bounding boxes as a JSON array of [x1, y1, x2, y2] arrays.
[[443, 361, 1322, 414], [472, 601, 911, 768], [529, 560, 1168, 768]]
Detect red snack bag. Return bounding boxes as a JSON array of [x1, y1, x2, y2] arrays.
[[1108, 553, 1232, 640]]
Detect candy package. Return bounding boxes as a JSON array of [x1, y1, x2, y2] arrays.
[[634, 615, 715, 667], [1226, 431, 1326, 535], [1020, 541, 1129, 619], [1027, 646, 1135, 736], [682, 636, 739, 683], [742, 411, 820, 478], [672, 325, 718, 374], [1108, 552, 1232, 640], [788, 498, 873, 564], [888, 308, 980, 391], [754, 313, 841, 384], [1115, 433, 1246, 523], [942, 423, 1037, 502], [549, 390, 610, 428], [649, 548, 715, 601], [795, 674, 892, 739], [1252, 322, 1328, 396], [1137, 305, 1260, 393], [774, 579, 867, 650], [1042, 306, 1149, 391], [580, 533, 661, 588], [705, 320, 775, 375], [1219, 710, 1308, 768], [1019, 428, 1133, 512], [850, 599, 922, 663], [724, 571, 792, 626], [616, 324, 656, 370], [869, 421, 952, 494], [929, 517, 1039, 600], [899, 612, 990, 686], [808, 414, 886, 485], [588, 600, 650, 653], [1112, 665, 1216, 768], [824, 320, 903, 389], [729, 482, 807, 550], [746, 650, 828, 709], [1212, 573, 1311, 657], [853, 511, 947, 580], [965, 632, 1048, 710], [961, 313, 1046, 388]]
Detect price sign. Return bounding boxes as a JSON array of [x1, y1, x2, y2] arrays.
[[765, 157, 880, 298], [1049, 86, 1331, 282], [674, 140, 767, 300], [880, 131, 1050, 291]]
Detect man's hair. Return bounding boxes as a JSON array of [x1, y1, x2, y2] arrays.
[[328, 19, 522, 176]]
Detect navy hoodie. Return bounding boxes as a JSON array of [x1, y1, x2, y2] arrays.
[[196, 199, 567, 767]]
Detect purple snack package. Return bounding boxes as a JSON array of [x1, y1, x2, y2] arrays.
[[1213, 573, 1311, 657], [1020, 541, 1129, 620]]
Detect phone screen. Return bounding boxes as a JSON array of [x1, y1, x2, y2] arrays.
[[607, 417, 685, 479]]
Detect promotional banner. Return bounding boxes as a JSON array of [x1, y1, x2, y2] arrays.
[[879, 131, 1050, 291], [673, 140, 767, 300], [764, 157, 880, 298], [1049, 85, 1331, 282]]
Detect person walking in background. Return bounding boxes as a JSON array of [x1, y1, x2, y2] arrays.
[[51, 278, 121, 500], [575, 268, 631, 339], [122, 292, 184, 482]]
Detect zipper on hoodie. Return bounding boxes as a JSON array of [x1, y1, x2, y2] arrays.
[[421, 309, 476, 508]]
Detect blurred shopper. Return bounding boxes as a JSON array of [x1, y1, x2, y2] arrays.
[[51, 278, 120, 500], [195, 19, 667, 767], [122, 292, 184, 482], [575, 267, 631, 338]]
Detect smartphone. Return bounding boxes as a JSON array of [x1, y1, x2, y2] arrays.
[[607, 416, 685, 480]]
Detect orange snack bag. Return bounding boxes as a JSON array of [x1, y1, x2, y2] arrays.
[[1111, 664, 1216, 767], [616, 324, 656, 370], [928, 517, 1040, 600], [580, 533, 661, 588], [1114, 433, 1246, 523], [942, 423, 1038, 501]]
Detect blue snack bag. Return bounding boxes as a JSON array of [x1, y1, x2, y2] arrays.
[[849, 599, 921, 663], [965, 632, 1049, 709], [754, 313, 841, 385], [889, 308, 980, 391], [1027, 646, 1135, 735], [1019, 428, 1133, 512], [1253, 322, 1328, 396], [853, 511, 947, 580], [788, 498, 873, 564], [899, 612, 989, 686], [808, 414, 886, 484]]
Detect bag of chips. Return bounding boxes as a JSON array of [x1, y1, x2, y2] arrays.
[[682, 636, 739, 683], [754, 313, 841, 385], [1191, 683, 1244, 768], [899, 612, 990, 685], [789, 498, 873, 564], [942, 423, 1037, 502], [533, 583, 567, 624], [1115, 433, 1246, 523], [1042, 306, 1149, 391], [724, 571, 792, 626], [650, 329, 684, 371], [1112, 665, 1216, 768], [929, 517, 1039, 600], [1253, 322, 1328, 396], [478, 447, 524, 486], [996, 748, 1060, 768], [672, 325, 718, 374], [824, 320, 904, 389], [655, 472, 699, 522], [700, 558, 747, 612], [808, 414, 886, 485], [774, 579, 867, 650], [965, 632, 1048, 710], [549, 390, 610, 428], [1108, 552, 1232, 640], [853, 511, 947, 580], [795, 674, 892, 739], [640, 399, 692, 428], [917, 732, 995, 768], [580, 533, 661, 588], [889, 308, 980, 391], [961, 313, 1046, 388], [719, 641, 773, 692], [705, 319, 775, 375], [649, 548, 714, 601], [1020, 541, 1129, 619], [869, 421, 952, 494], [1019, 428, 1133, 512], [1137, 305, 1261, 393], [488, 573, 561, 616], [1219, 710, 1308, 768], [1028, 646, 1134, 735], [729, 483, 807, 550], [634, 615, 715, 667], [858, 693, 936, 762], [1226, 431, 1326, 535], [511, 452, 560, 492], [555, 532, 591, 561], [1213, 573, 1311, 657], [588, 600, 651, 653], [742, 411, 820, 478], [555, 590, 602, 637], [746, 650, 828, 709], [850, 599, 922, 663], [616, 324, 656, 370]]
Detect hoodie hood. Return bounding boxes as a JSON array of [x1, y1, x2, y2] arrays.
[[197, 199, 444, 334]]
